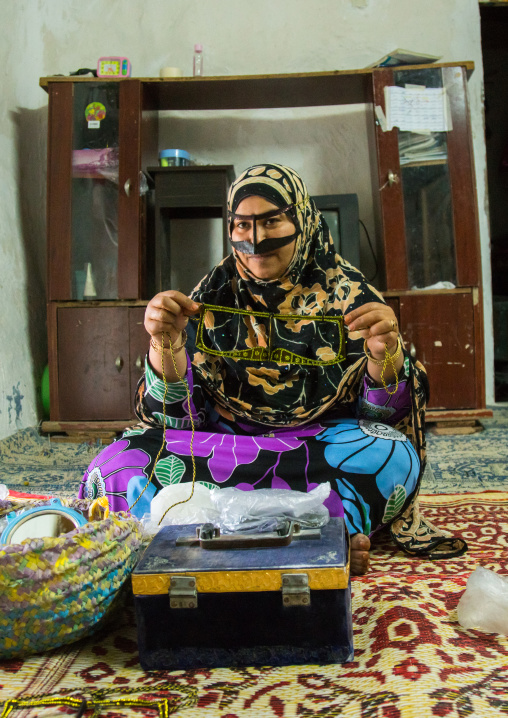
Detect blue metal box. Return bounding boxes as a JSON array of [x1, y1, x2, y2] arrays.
[[132, 517, 353, 669]]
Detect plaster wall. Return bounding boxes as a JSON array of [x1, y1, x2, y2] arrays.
[[0, 0, 493, 439]]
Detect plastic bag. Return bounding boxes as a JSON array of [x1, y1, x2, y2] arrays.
[[457, 565, 508, 634], [144, 483, 331, 536], [143, 483, 220, 534], [210, 483, 331, 533]]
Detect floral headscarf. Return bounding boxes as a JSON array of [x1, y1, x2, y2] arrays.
[[190, 163, 383, 426]]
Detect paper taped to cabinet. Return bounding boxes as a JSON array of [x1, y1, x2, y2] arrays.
[[384, 86, 452, 132]]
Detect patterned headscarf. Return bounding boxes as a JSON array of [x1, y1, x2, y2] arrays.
[[190, 163, 382, 426]]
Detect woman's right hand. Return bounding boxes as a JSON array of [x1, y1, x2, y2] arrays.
[[144, 290, 201, 343]]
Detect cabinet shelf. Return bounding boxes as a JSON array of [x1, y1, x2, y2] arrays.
[[383, 287, 472, 298], [72, 172, 113, 180], [400, 159, 448, 168], [40, 62, 474, 110]]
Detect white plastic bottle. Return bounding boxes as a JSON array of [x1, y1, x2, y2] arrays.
[[193, 44, 203, 76]]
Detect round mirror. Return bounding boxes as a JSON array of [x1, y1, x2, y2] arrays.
[[0, 498, 87, 545]]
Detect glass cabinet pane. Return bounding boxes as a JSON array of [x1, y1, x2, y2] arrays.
[[71, 83, 120, 300], [394, 68, 457, 289]]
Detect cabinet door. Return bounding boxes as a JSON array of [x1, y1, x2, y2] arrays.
[[55, 306, 148, 421], [373, 66, 480, 292], [118, 81, 145, 299], [398, 293, 476, 410], [46, 81, 144, 302], [129, 307, 148, 399], [56, 307, 132, 420]]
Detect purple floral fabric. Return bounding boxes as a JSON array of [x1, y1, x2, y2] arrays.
[[79, 439, 151, 512], [357, 357, 412, 424], [79, 414, 419, 538], [79, 350, 418, 533]]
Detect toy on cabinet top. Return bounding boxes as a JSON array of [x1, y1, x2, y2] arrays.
[[97, 57, 131, 78]]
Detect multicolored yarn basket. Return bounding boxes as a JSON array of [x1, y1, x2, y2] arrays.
[[0, 498, 143, 659]]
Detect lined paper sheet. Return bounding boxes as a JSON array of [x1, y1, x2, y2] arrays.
[[384, 86, 452, 132]]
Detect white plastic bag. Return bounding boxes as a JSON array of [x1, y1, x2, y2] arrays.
[[210, 483, 331, 533], [145, 483, 220, 533], [144, 483, 331, 536], [457, 566, 508, 634]]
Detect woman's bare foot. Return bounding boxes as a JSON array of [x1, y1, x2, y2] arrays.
[[350, 533, 370, 575]]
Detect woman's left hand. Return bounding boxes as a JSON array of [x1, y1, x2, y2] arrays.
[[344, 302, 398, 361]]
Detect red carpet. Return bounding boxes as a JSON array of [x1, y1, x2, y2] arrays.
[[1, 492, 508, 717]]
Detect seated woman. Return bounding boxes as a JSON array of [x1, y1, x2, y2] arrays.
[[79, 163, 466, 574]]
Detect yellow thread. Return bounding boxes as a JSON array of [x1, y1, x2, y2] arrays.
[[150, 330, 187, 354], [128, 338, 169, 515], [128, 333, 197, 523], [0, 681, 197, 717], [88, 496, 110, 521], [380, 344, 400, 396], [364, 336, 402, 366], [157, 333, 197, 524], [364, 338, 401, 396]]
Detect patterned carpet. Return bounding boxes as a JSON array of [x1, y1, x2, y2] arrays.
[[0, 409, 507, 716], [1, 492, 508, 717], [423, 407, 508, 494], [0, 427, 101, 496]]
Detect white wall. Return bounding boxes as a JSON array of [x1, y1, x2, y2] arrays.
[[0, 0, 493, 439]]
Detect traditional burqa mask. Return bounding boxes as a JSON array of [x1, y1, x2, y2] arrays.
[[228, 202, 301, 255]]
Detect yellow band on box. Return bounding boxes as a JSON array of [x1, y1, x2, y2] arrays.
[[132, 565, 350, 595]]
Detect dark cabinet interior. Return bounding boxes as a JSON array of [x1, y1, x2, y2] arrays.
[[147, 165, 235, 296]]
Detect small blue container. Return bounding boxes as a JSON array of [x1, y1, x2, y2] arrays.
[[159, 149, 191, 167]]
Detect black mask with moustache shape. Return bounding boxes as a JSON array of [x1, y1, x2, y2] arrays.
[[228, 204, 300, 255]]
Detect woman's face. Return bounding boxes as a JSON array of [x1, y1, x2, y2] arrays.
[[231, 196, 297, 281]]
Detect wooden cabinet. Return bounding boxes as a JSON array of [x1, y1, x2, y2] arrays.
[[372, 66, 481, 291], [386, 291, 478, 410], [48, 304, 146, 421], [41, 63, 488, 424], [372, 64, 487, 416], [44, 79, 156, 421]]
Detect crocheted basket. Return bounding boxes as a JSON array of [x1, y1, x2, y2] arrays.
[[0, 498, 143, 659]]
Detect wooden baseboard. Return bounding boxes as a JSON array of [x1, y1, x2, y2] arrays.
[[42, 420, 137, 433], [429, 423, 484, 436], [425, 408, 493, 435], [41, 420, 138, 445], [425, 408, 493, 423]]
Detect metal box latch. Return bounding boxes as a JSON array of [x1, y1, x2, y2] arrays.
[[282, 573, 310, 607], [169, 576, 197, 609]]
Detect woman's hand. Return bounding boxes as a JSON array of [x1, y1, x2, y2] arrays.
[[344, 302, 399, 361], [145, 291, 201, 382], [145, 291, 201, 344]]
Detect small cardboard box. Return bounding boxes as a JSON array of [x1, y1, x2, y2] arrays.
[[132, 517, 353, 669]]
